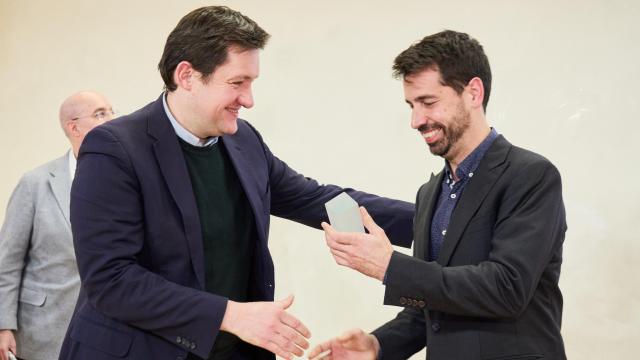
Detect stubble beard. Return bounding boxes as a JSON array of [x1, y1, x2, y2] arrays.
[[428, 103, 471, 158]]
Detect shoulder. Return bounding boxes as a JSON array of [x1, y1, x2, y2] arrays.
[[235, 118, 263, 141], [507, 144, 560, 180], [96, 101, 155, 141], [20, 155, 67, 185]]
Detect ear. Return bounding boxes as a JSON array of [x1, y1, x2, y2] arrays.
[[64, 120, 79, 138], [465, 77, 485, 110], [173, 61, 196, 91]]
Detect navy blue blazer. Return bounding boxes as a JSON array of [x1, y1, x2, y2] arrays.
[[59, 95, 414, 360]]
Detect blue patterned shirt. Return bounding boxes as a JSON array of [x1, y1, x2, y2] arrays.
[[428, 129, 498, 261]]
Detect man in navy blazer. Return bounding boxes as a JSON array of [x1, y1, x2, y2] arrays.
[[58, 6, 413, 360]]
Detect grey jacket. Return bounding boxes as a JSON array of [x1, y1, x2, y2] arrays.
[[0, 153, 80, 360]]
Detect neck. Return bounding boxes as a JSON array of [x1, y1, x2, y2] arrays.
[[445, 117, 490, 176], [71, 141, 80, 158], [166, 91, 214, 140]]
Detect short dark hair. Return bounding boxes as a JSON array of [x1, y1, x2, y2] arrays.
[[158, 6, 270, 92], [393, 30, 492, 111]]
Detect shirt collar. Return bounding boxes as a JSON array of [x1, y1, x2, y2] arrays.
[[68, 149, 77, 181], [162, 92, 218, 147], [445, 128, 498, 181]]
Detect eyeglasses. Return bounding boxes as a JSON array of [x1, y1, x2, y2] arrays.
[[72, 109, 117, 122]]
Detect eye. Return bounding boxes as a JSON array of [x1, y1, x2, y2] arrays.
[[422, 100, 437, 107], [229, 80, 244, 87]]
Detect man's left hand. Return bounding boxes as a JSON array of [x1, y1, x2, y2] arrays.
[[321, 207, 393, 281]]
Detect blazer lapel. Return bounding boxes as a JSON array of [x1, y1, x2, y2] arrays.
[[221, 135, 267, 242], [148, 97, 206, 289], [415, 171, 443, 261], [48, 153, 72, 229], [437, 136, 511, 265]]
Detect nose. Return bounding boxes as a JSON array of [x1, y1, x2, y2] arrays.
[[239, 86, 254, 109], [411, 108, 426, 130]]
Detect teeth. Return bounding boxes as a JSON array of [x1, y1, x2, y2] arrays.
[[424, 129, 439, 139]]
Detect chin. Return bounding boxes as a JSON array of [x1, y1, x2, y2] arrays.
[[221, 122, 239, 136]]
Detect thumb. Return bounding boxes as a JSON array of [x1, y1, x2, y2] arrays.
[[276, 294, 294, 309], [360, 207, 382, 235]]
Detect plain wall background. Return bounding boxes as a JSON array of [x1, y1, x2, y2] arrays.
[[1, 0, 639, 358]]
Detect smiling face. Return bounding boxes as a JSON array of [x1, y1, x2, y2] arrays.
[[185, 47, 259, 137], [404, 67, 473, 161]]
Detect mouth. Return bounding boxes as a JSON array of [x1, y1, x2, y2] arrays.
[[421, 127, 443, 144], [226, 107, 240, 116]]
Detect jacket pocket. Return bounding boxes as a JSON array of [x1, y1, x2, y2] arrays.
[[70, 316, 133, 357], [18, 287, 46, 306]]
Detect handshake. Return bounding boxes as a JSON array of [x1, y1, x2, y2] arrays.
[[223, 203, 394, 360], [223, 294, 380, 360]]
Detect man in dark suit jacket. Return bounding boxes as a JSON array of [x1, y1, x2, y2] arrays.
[[58, 6, 413, 360], [310, 30, 567, 360]]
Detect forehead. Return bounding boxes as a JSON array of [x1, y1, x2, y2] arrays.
[[403, 68, 443, 92], [212, 48, 260, 79], [80, 94, 111, 112]]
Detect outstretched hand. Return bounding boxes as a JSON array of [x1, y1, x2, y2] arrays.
[[307, 328, 379, 360], [221, 294, 310, 359]]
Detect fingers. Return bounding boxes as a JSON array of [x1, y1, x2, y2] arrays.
[[264, 339, 295, 360], [277, 321, 310, 350], [280, 310, 311, 339], [360, 207, 383, 235], [337, 328, 362, 343], [272, 332, 305, 357], [307, 340, 332, 359], [330, 248, 351, 267]]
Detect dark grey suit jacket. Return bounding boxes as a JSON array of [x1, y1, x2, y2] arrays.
[[372, 136, 567, 360]]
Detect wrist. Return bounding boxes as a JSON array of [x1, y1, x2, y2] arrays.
[[378, 249, 393, 282], [370, 333, 381, 356], [220, 300, 239, 333]]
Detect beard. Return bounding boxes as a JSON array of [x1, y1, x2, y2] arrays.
[[426, 103, 471, 157]]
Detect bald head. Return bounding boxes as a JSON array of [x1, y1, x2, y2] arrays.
[[59, 91, 114, 156]]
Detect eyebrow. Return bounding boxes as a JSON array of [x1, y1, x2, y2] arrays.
[[228, 75, 256, 81], [406, 95, 437, 105]]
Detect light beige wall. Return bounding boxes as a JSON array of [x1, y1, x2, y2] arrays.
[[1, 0, 638, 358]]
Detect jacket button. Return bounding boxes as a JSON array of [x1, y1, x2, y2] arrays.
[[431, 322, 441, 332], [418, 300, 426, 308], [190, 343, 197, 350], [412, 299, 418, 307], [176, 336, 182, 344], [399, 297, 407, 305]]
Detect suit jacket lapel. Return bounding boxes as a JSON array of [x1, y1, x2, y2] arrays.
[[415, 172, 443, 261], [48, 153, 72, 229], [437, 135, 511, 265], [221, 135, 267, 242], [148, 96, 206, 289]]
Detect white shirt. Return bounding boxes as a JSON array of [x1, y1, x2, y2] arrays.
[[68, 150, 77, 181]]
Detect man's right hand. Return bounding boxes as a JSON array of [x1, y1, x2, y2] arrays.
[[221, 294, 310, 359], [307, 329, 379, 360], [0, 330, 16, 360]]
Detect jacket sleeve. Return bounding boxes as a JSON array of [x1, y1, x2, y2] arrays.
[[383, 161, 566, 319], [71, 127, 224, 359], [371, 307, 426, 359], [247, 123, 414, 248], [0, 175, 35, 330]]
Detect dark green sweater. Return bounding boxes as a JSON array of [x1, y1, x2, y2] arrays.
[[179, 139, 255, 360]]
